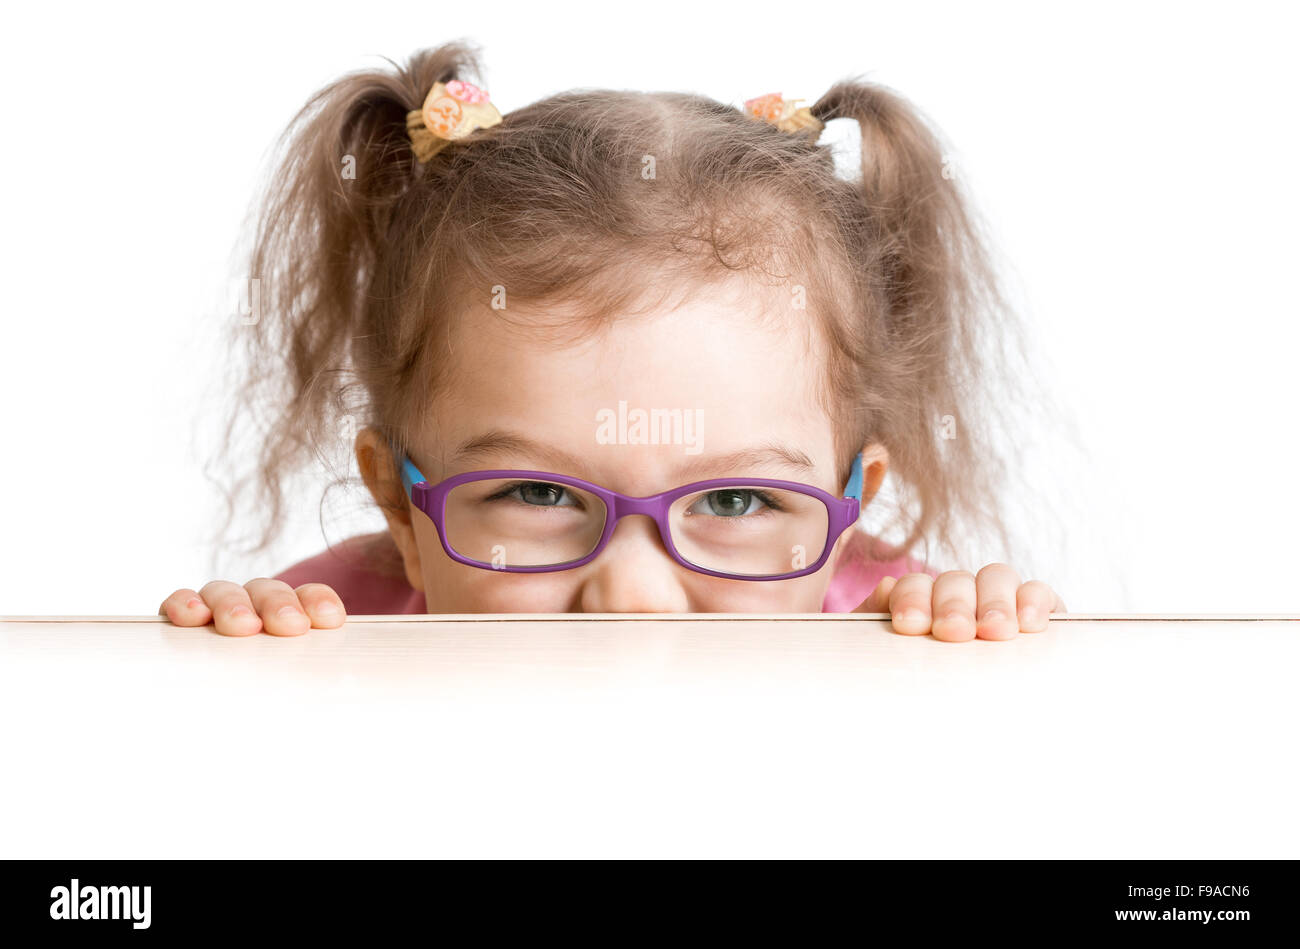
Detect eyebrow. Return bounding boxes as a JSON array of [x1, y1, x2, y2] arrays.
[[673, 445, 816, 481], [451, 431, 589, 472], [450, 430, 817, 482]]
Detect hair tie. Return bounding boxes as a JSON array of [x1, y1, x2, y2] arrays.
[[406, 79, 503, 162], [742, 92, 824, 135]]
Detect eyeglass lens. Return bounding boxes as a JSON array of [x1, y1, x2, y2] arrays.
[[441, 478, 830, 576]]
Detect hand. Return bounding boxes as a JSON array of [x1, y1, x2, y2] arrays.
[[158, 579, 347, 636], [854, 564, 1065, 641]]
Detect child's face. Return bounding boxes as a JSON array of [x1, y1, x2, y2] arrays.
[[365, 275, 886, 613]]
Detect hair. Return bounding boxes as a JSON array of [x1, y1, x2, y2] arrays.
[[205, 40, 1060, 582]]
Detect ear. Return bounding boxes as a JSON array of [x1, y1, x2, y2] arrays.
[[355, 426, 425, 593], [857, 442, 889, 504], [827, 442, 891, 571]]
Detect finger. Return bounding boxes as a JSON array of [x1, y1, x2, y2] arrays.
[[1016, 580, 1058, 633], [975, 563, 1022, 641], [158, 588, 213, 627], [930, 570, 977, 642], [244, 578, 311, 637], [886, 573, 935, 635], [199, 580, 263, 636], [294, 582, 347, 628]]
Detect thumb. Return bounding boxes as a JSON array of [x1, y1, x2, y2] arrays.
[[853, 576, 897, 614]]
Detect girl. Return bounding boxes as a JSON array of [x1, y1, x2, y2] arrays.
[[160, 42, 1066, 641]]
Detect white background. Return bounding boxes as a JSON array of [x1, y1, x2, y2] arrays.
[[2, 0, 1298, 614]]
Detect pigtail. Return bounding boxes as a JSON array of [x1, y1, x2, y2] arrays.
[[811, 80, 1038, 570], [207, 42, 487, 571]]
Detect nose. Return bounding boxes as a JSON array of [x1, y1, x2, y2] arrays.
[[578, 513, 690, 613]]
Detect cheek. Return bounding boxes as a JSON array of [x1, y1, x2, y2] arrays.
[[684, 572, 833, 612], [422, 555, 579, 612]]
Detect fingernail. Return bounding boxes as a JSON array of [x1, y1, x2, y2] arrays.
[[185, 597, 203, 610], [1020, 607, 1038, 626], [317, 603, 342, 616], [983, 609, 1007, 622], [277, 605, 303, 620], [230, 605, 252, 618], [897, 608, 924, 625]]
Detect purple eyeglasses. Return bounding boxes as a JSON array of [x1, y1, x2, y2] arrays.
[[398, 452, 864, 581]]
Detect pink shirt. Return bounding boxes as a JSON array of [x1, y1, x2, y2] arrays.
[[272, 531, 936, 614]]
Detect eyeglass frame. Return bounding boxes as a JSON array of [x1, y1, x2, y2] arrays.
[[397, 451, 865, 582]]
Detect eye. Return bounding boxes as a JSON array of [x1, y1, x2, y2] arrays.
[[688, 488, 770, 517], [490, 481, 581, 508]]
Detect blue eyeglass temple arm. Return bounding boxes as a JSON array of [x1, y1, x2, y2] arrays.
[[398, 452, 864, 500], [843, 453, 864, 501], [400, 454, 426, 498]]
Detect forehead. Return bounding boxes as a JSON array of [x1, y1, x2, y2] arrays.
[[419, 275, 841, 486]]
